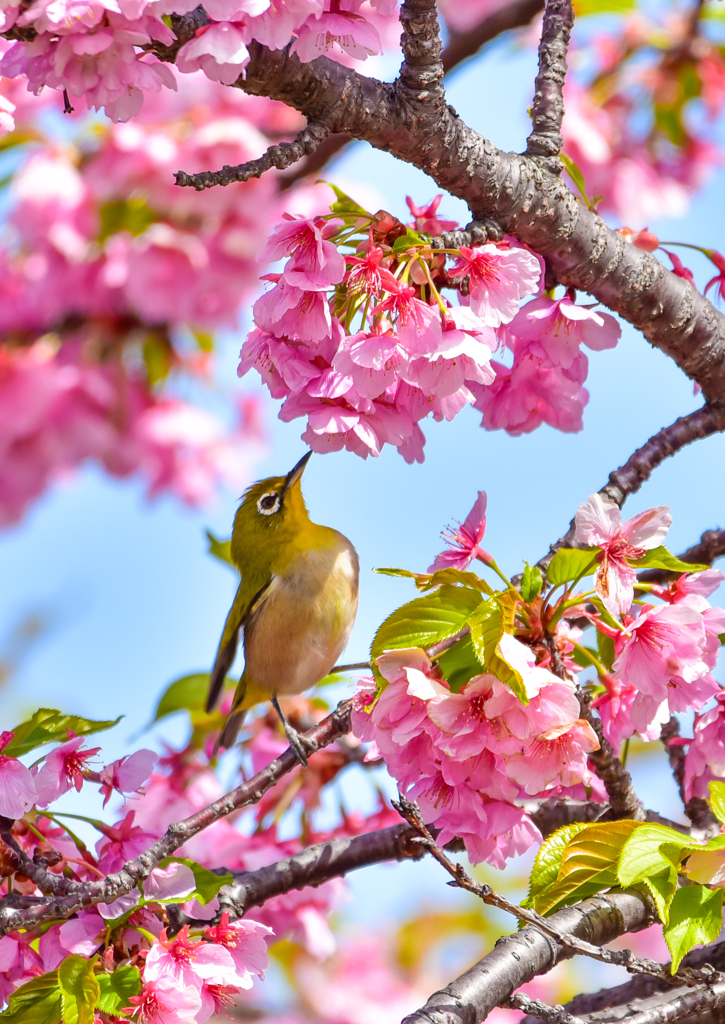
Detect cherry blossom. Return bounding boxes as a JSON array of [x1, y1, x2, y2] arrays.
[[428, 490, 489, 571], [99, 748, 159, 805], [448, 243, 542, 327], [127, 978, 203, 1024], [574, 493, 672, 616], [0, 733, 37, 820], [291, 9, 381, 61], [33, 734, 101, 805], [509, 294, 621, 370], [176, 23, 251, 85]]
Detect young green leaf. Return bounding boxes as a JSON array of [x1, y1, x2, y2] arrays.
[[375, 567, 493, 595], [161, 857, 233, 904], [3, 709, 122, 757], [596, 629, 616, 672], [546, 548, 599, 588], [0, 972, 62, 1024], [323, 182, 369, 219], [534, 820, 640, 916], [520, 563, 543, 603], [522, 823, 590, 909], [617, 823, 690, 888], [206, 529, 233, 568], [630, 546, 709, 573], [96, 966, 142, 1016], [58, 955, 100, 1024], [370, 585, 482, 685], [664, 885, 724, 972], [391, 229, 426, 252], [709, 781, 725, 825], [468, 600, 527, 704], [436, 634, 483, 692], [641, 865, 680, 925]]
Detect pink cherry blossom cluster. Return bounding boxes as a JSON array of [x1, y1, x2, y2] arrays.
[[352, 644, 599, 867], [0, 0, 400, 122], [0, 76, 350, 520], [239, 196, 622, 460], [350, 489, 725, 868]]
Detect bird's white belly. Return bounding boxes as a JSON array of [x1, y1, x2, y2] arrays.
[[244, 541, 359, 695]]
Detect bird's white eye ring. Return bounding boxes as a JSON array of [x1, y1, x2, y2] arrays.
[[257, 492, 281, 516]]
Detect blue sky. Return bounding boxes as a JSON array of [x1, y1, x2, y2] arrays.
[[1, 23, 724, 993]]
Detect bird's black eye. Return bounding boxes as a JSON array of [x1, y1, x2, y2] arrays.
[[257, 492, 281, 516]]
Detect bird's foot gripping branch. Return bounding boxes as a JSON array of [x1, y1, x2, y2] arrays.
[[3, 485, 725, 1023]]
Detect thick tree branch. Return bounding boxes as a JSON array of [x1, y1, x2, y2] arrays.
[[175, 121, 330, 190], [586, 984, 725, 1024], [525, 0, 573, 158], [0, 699, 352, 937], [537, 405, 725, 573]]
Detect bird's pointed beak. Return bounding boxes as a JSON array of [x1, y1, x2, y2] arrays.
[[283, 450, 312, 494]]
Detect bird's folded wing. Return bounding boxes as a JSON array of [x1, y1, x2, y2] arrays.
[[205, 579, 270, 713]]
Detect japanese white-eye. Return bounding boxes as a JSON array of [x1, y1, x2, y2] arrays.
[[207, 451, 359, 765]]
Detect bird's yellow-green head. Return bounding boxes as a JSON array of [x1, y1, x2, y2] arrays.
[[230, 451, 313, 569]]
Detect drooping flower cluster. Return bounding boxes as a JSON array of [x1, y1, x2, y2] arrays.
[[239, 195, 622, 460], [353, 642, 598, 867]]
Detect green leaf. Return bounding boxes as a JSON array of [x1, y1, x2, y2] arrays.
[[4, 709, 122, 757], [192, 329, 214, 352], [560, 152, 597, 209], [631, 546, 709, 573], [468, 599, 527, 704], [206, 529, 234, 568], [96, 966, 142, 1016], [436, 634, 483, 693], [391, 229, 426, 253], [535, 820, 641, 916], [523, 823, 590, 909], [642, 865, 680, 924], [0, 972, 62, 1024], [618, 823, 689, 887], [98, 197, 158, 244], [58, 955, 99, 1024], [371, 585, 482, 684], [150, 673, 235, 726], [323, 182, 369, 219], [520, 563, 543, 603], [143, 332, 173, 386], [546, 548, 599, 587], [162, 857, 233, 905], [375, 566, 493, 595], [709, 781, 725, 825], [664, 885, 724, 972], [597, 629, 616, 672]]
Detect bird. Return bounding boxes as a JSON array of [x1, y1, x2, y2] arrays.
[[206, 450, 359, 766]]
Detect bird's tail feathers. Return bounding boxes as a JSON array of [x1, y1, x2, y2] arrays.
[[213, 707, 248, 757]]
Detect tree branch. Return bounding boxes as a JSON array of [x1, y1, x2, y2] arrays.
[[175, 121, 330, 190], [525, 0, 573, 158], [441, 0, 545, 74], [561, 938, 725, 1021], [0, 699, 352, 937], [659, 717, 718, 836], [509, 992, 585, 1024], [585, 983, 725, 1024], [537, 405, 725, 573]]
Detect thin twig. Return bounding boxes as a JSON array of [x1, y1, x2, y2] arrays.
[[0, 699, 353, 937], [525, 0, 574, 158], [0, 833, 82, 897], [175, 122, 330, 190], [395, 796, 719, 989], [429, 218, 504, 250], [507, 992, 586, 1024]]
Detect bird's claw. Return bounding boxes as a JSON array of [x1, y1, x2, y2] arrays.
[[284, 724, 317, 768]]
